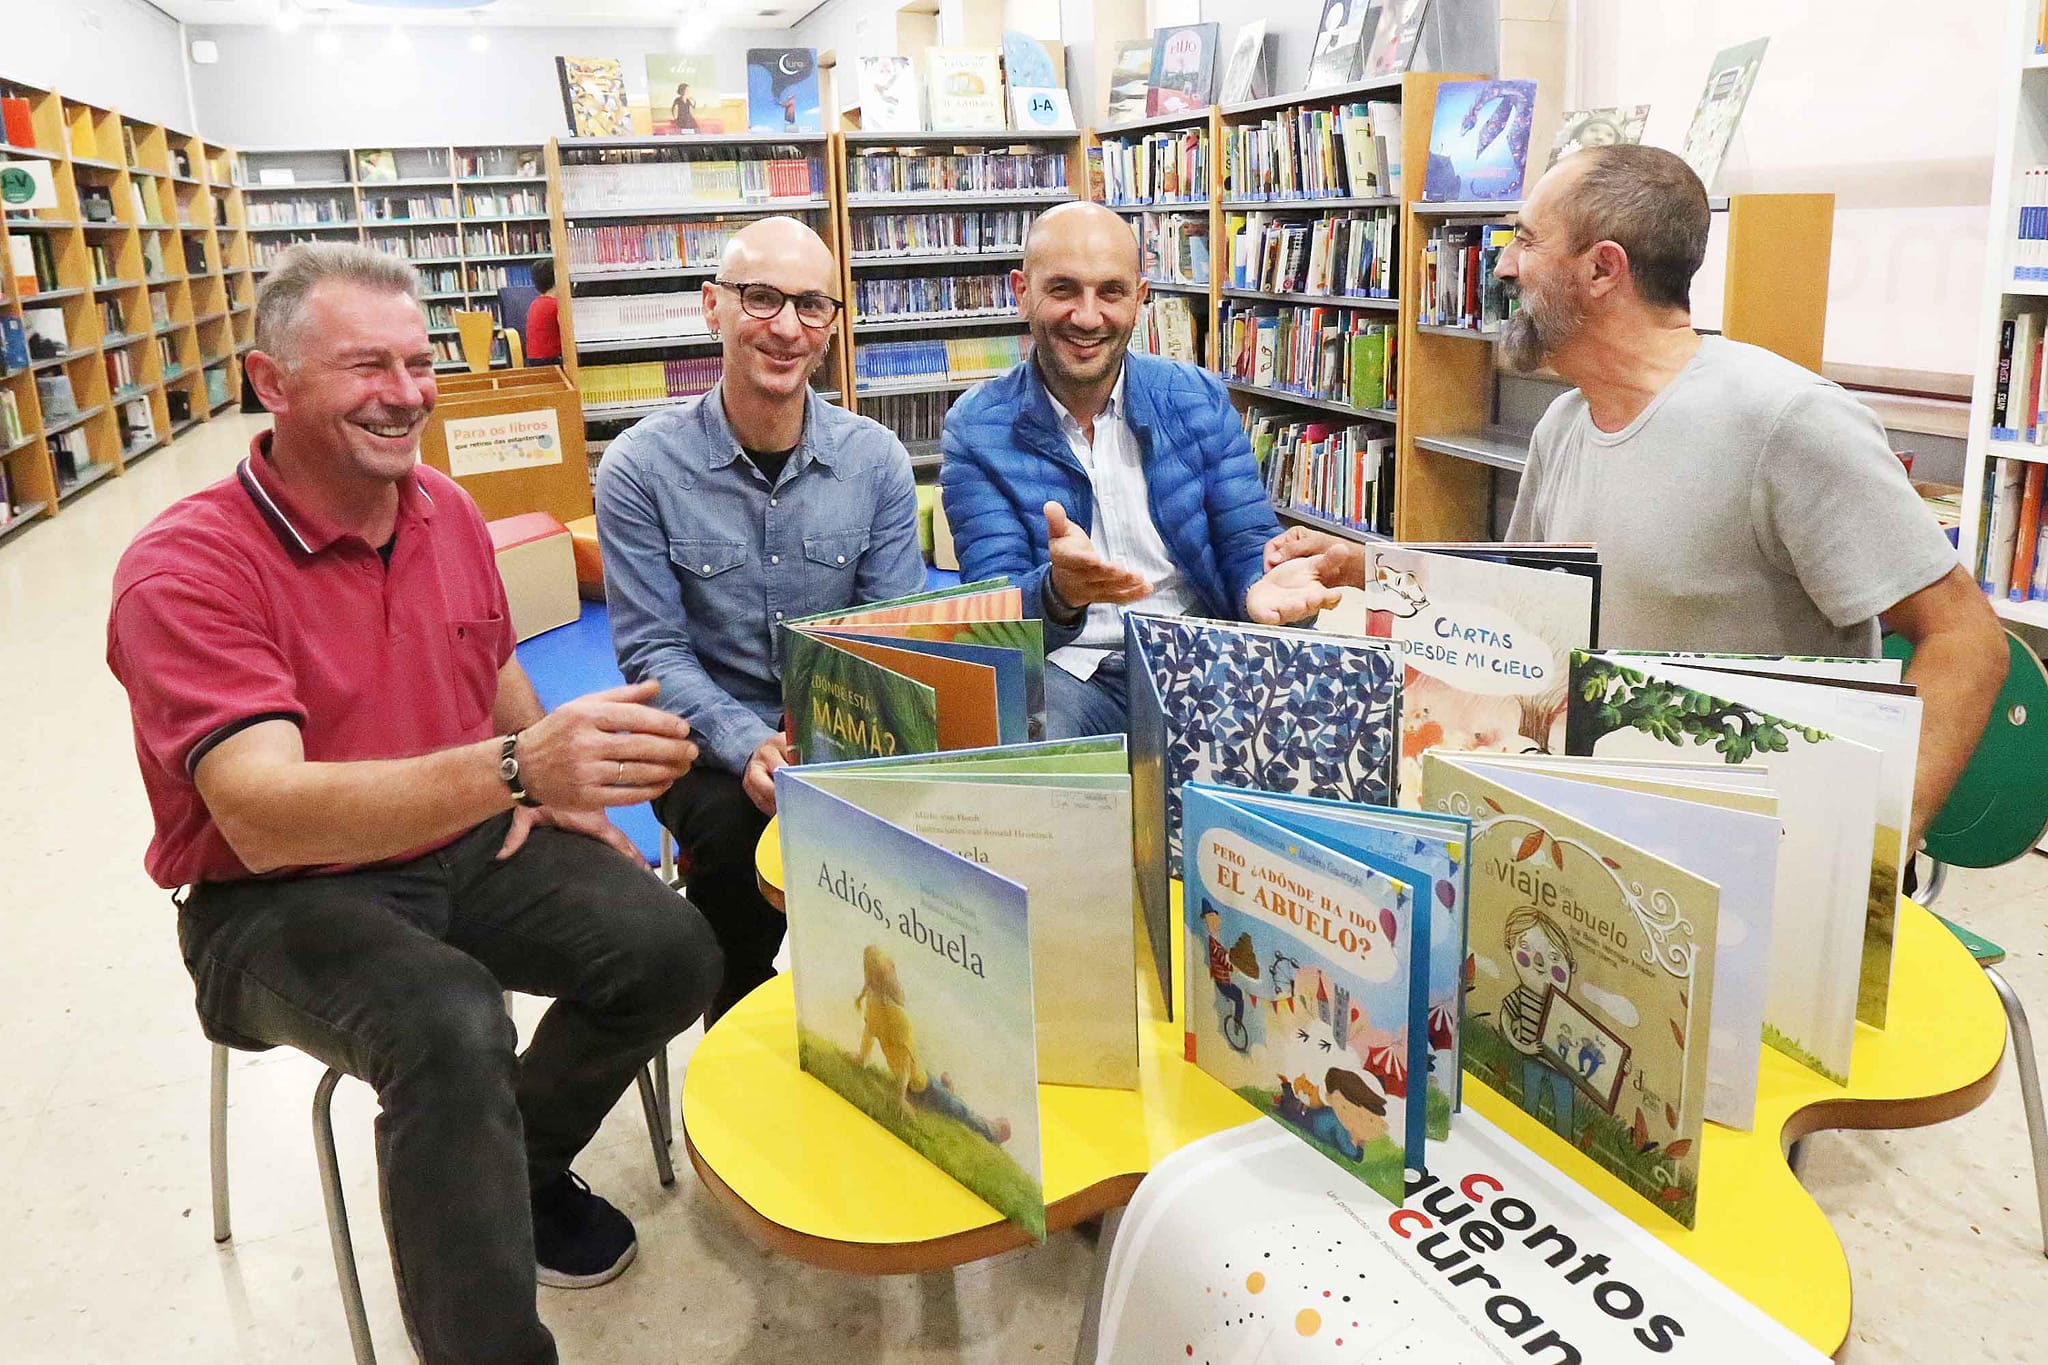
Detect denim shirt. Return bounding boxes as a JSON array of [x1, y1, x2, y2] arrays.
[[595, 386, 926, 775]]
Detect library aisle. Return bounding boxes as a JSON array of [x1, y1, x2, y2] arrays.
[[0, 422, 2039, 1363]]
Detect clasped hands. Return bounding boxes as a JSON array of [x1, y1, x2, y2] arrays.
[[1042, 501, 1344, 626], [497, 680, 699, 861]]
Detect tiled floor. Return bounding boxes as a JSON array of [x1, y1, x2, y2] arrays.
[[1, 412, 2041, 1363]]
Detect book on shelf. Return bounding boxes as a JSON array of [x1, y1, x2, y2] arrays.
[[457, 147, 543, 179], [1103, 40, 1154, 124], [1304, 0, 1372, 90], [1098, 127, 1208, 206], [1549, 105, 1650, 167], [23, 307, 68, 356], [1363, 0, 1433, 78], [35, 372, 77, 419], [362, 192, 456, 221], [861, 389, 954, 447], [847, 207, 1038, 257], [1135, 211, 1208, 285], [50, 427, 87, 484], [925, 49, 1007, 130], [1145, 23, 1221, 117], [858, 56, 921, 133], [1219, 21, 1271, 104], [747, 48, 822, 134], [119, 395, 155, 452], [644, 54, 719, 136], [1223, 99, 1399, 201], [79, 186, 115, 222], [555, 57, 632, 138], [1979, 456, 2048, 600], [567, 219, 748, 273], [104, 346, 136, 391], [1423, 79, 1536, 203], [0, 314, 27, 370], [2, 96, 35, 149], [1249, 407, 1393, 537], [1000, 29, 1059, 91], [148, 292, 170, 327], [1222, 301, 1395, 410], [1132, 294, 1200, 363], [559, 154, 824, 211], [1420, 220, 1516, 330], [852, 334, 1028, 389], [8, 237, 35, 294], [776, 734, 1143, 1239], [460, 188, 546, 216], [576, 356, 723, 406], [852, 272, 1015, 323], [1227, 206, 1397, 298], [355, 149, 398, 183], [572, 291, 707, 342], [1677, 38, 1768, 193], [848, 147, 1067, 197], [0, 388, 22, 443]]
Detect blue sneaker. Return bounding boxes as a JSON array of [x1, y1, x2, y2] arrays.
[[532, 1171, 637, 1288]]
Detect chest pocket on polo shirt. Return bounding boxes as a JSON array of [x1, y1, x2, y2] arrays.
[[446, 614, 508, 730], [801, 528, 869, 574]]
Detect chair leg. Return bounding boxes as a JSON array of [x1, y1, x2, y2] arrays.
[[1921, 857, 1949, 908], [1987, 967, 2048, 1258], [653, 1049, 673, 1148], [313, 1068, 378, 1365], [209, 1044, 231, 1244], [636, 1065, 676, 1187]]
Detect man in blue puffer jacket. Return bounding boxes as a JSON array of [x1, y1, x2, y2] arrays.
[[940, 202, 1339, 737]]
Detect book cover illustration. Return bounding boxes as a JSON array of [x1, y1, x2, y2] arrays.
[[858, 56, 921, 133], [778, 776, 1045, 1236], [1362, 0, 1433, 79], [926, 49, 1008, 130], [646, 54, 720, 134], [1146, 23, 1222, 118], [1423, 754, 1716, 1229], [1304, 0, 1371, 91], [1566, 653, 1879, 1084], [1181, 783, 1431, 1205], [1317, 545, 1598, 805], [748, 49, 822, 133], [1679, 38, 1768, 192], [1219, 21, 1270, 104], [1104, 40, 1155, 124], [1000, 30, 1059, 91], [1549, 105, 1650, 167], [354, 149, 397, 183], [1423, 78, 1536, 203], [555, 57, 631, 137]]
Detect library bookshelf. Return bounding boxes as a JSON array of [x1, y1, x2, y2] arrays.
[[237, 143, 552, 374], [1, 74, 247, 545]]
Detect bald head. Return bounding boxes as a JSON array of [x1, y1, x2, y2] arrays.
[[719, 215, 837, 290], [1022, 201, 1140, 278]]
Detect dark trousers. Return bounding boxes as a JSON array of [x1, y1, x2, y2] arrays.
[[178, 813, 722, 1365], [654, 766, 780, 1017]]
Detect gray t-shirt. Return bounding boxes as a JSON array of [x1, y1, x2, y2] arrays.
[[1505, 336, 1958, 656]]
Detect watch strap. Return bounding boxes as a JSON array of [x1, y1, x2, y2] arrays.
[[499, 732, 541, 809]]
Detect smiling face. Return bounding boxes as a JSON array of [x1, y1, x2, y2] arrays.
[[705, 217, 838, 405], [250, 279, 436, 486], [1015, 202, 1146, 398]]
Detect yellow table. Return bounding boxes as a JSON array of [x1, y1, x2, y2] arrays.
[[688, 820, 2009, 1355]]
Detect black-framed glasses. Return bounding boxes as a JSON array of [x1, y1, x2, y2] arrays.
[[714, 279, 842, 329]]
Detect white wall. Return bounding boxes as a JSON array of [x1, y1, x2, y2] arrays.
[[187, 23, 791, 148], [1574, 0, 2002, 380], [3, 0, 191, 132]]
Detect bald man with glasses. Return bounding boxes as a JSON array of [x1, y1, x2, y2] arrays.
[[597, 216, 925, 1020]]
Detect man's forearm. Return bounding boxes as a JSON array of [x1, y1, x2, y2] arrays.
[[1903, 630, 2006, 845]]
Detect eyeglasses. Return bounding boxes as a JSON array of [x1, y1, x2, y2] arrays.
[[714, 280, 843, 330]]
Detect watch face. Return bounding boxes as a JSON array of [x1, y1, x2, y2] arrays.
[[500, 756, 520, 782]]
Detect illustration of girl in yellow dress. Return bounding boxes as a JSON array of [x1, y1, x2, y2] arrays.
[[855, 945, 1012, 1145]]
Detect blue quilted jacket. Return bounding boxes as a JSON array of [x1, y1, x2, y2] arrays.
[[939, 354, 1280, 651]]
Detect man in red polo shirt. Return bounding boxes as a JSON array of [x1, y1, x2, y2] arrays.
[[106, 244, 718, 1365]]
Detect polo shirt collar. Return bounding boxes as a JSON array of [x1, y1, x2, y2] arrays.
[[238, 429, 436, 556], [703, 383, 833, 475]]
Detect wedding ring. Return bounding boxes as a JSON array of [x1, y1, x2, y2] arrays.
[[616, 761, 626, 785]]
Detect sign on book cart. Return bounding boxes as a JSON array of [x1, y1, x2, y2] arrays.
[[444, 408, 563, 479]]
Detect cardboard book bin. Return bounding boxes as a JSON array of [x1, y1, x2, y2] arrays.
[[419, 367, 594, 527]]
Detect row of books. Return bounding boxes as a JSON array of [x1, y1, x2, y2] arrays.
[[566, 220, 739, 273], [1222, 302, 1394, 413], [573, 291, 708, 342], [2010, 165, 2048, 281], [0, 389, 23, 444], [1222, 101, 1401, 202], [1420, 221, 1515, 333], [1979, 456, 2048, 601], [430, 338, 464, 365], [1132, 295, 1200, 364], [468, 263, 532, 292], [1099, 128, 1208, 206], [9, 235, 57, 293], [418, 265, 464, 293], [579, 358, 723, 406], [1137, 213, 1209, 286], [361, 195, 457, 222], [847, 151, 1068, 198], [1249, 406, 1395, 538], [50, 428, 93, 489], [559, 156, 824, 211], [367, 230, 465, 257], [1227, 208, 1396, 299], [1989, 310, 2048, 444], [106, 347, 139, 392], [246, 195, 356, 226], [463, 224, 549, 256], [852, 334, 1027, 389], [860, 389, 953, 447], [851, 272, 1015, 322], [457, 149, 544, 179], [460, 189, 547, 217], [118, 395, 158, 455], [847, 209, 1038, 258]]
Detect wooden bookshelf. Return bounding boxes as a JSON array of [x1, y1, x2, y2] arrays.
[[0, 72, 248, 542]]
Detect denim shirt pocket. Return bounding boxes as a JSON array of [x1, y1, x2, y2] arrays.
[[668, 536, 750, 626]]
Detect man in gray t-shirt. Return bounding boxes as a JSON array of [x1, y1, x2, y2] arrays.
[[1271, 145, 2006, 843]]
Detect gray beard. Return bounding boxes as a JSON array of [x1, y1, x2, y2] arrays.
[[1501, 312, 1547, 373]]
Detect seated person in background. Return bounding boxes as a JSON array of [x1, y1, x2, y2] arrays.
[[939, 201, 1341, 739], [524, 256, 561, 365], [107, 244, 720, 1364], [597, 217, 925, 1021], [1268, 145, 2005, 844]]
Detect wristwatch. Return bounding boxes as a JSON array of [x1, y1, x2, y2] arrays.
[[499, 732, 541, 809]]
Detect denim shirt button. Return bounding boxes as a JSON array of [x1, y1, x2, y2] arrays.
[[770, 554, 781, 565], [701, 563, 712, 573], [769, 498, 779, 507], [835, 554, 846, 564]]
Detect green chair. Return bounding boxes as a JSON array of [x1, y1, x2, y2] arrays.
[[1884, 628, 2048, 1257]]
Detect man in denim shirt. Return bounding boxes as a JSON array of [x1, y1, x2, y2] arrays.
[[597, 218, 924, 1019]]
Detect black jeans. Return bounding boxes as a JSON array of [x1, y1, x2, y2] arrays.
[[654, 765, 779, 1018], [178, 813, 722, 1365]]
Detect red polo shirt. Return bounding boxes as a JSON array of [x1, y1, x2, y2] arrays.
[[108, 431, 514, 888]]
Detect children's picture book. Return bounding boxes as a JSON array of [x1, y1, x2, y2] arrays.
[[786, 737, 1139, 1090], [1548, 104, 1650, 167], [1314, 543, 1600, 805], [1304, 0, 1373, 91], [1219, 21, 1270, 104], [1422, 753, 1724, 1228], [555, 56, 631, 137], [1000, 30, 1059, 92], [1679, 38, 1768, 192], [1423, 78, 1537, 203], [857, 55, 921, 133], [747, 48, 822, 133], [645, 53, 719, 135], [1362, 0, 1433, 78], [926, 48, 1008, 130], [1126, 612, 1402, 1008], [781, 579, 1045, 764], [1104, 40, 1155, 125], [1181, 783, 1439, 1204], [1146, 23, 1222, 117], [1566, 652, 1882, 1085], [354, 149, 397, 183], [778, 770, 1045, 1237]]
